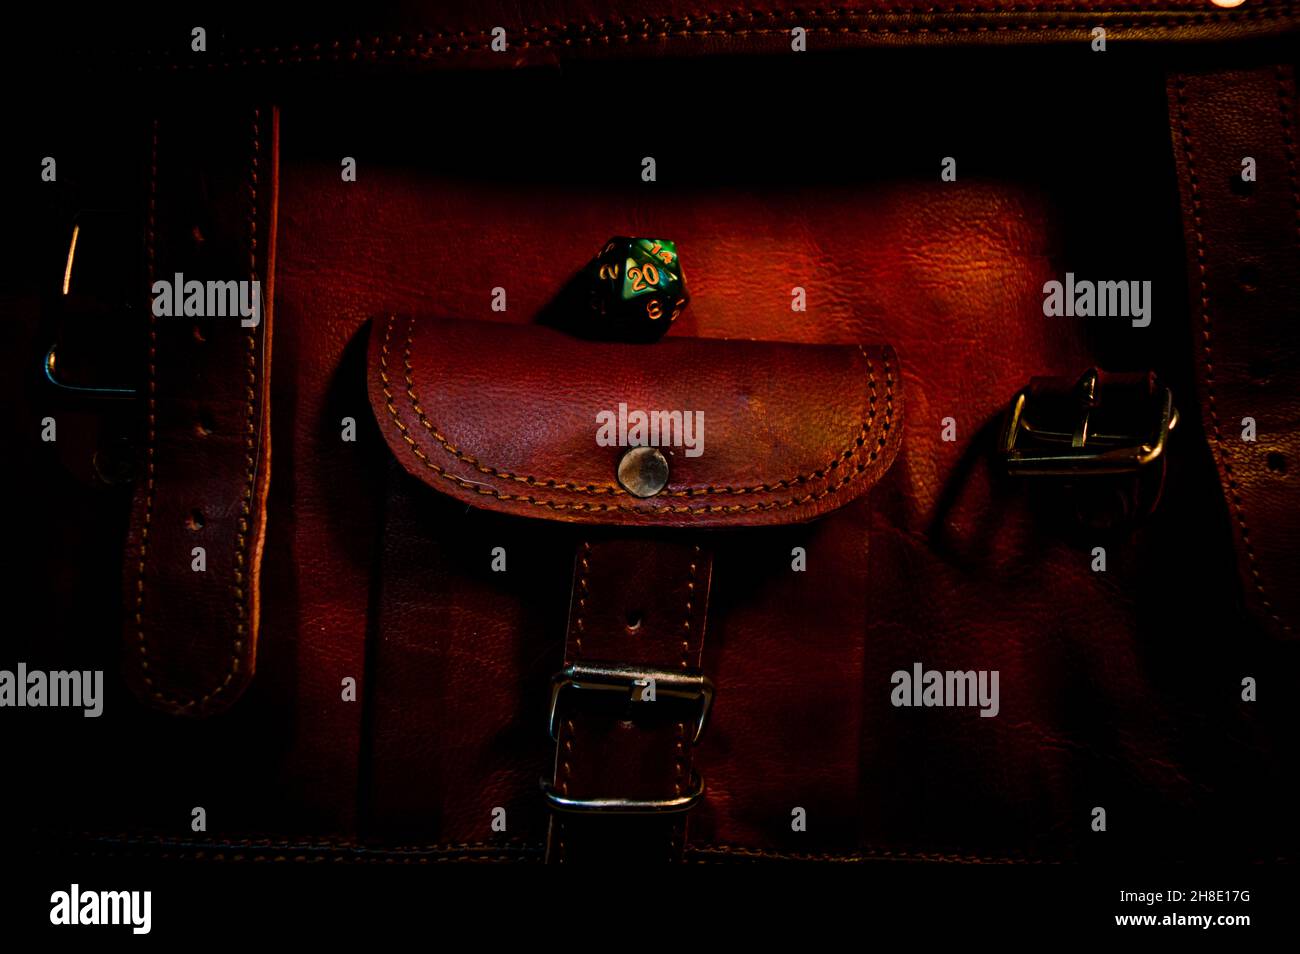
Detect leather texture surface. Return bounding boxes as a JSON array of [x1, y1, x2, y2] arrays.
[[1169, 65, 1300, 641], [121, 105, 278, 716], [367, 316, 901, 527]]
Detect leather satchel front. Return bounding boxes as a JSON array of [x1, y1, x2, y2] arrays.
[[11, 2, 1299, 868]]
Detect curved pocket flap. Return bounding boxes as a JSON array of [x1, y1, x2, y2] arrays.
[[367, 316, 902, 528]]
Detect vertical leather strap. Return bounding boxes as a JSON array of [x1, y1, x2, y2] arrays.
[[1169, 66, 1300, 640], [546, 535, 714, 863], [124, 105, 279, 715]]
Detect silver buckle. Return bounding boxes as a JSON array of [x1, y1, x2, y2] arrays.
[[547, 663, 713, 744], [542, 662, 713, 815]]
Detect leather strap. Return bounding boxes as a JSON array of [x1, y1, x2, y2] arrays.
[[546, 535, 714, 863], [1169, 65, 1300, 640], [123, 105, 279, 714]]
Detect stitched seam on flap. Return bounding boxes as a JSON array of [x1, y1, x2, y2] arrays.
[[380, 314, 893, 506], [378, 316, 895, 512]]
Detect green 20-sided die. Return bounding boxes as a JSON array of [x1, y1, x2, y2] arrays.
[[587, 237, 689, 342]]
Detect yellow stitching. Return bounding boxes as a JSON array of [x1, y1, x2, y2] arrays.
[[382, 314, 893, 507], [139, 5, 1299, 70], [378, 319, 893, 514], [1176, 75, 1294, 635], [135, 109, 267, 711], [686, 844, 1049, 864]]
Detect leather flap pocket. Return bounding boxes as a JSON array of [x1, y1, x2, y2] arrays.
[[367, 315, 902, 528]]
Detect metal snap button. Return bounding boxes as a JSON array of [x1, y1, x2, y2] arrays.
[[617, 446, 669, 498]]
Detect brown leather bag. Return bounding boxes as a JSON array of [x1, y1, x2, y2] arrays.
[[13, 2, 1299, 867]]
